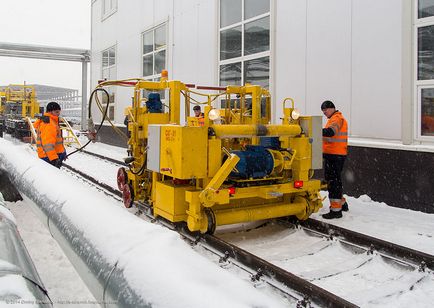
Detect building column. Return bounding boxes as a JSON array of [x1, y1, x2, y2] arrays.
[[401, 0, 414, 145]]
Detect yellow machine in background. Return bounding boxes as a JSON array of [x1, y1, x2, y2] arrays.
[[4, 84, 40, 118], [0, 90, 5, 113], [2, 84, 40, 139], [107, 73, 323, 233]]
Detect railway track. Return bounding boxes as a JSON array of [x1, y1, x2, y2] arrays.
[[61, 150, 434, 307]]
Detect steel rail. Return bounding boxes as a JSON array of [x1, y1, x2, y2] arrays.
[[42, 159, 434, 306], [64, 163, 359, 308], [199, 232, 358, 308], [80, 149, 126, 166], [301, 218, 434, 271], [62, 163, 122, 198]]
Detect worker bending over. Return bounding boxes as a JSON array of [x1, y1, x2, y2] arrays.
[[321, 100, 348, 219]]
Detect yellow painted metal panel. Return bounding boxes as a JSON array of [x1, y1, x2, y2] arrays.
[[290, 137, 311, 181], [154, 181, 195, 222], [207, 138, 221, 177], [159, 126, 208, 179], [214, 200, 307, 226]]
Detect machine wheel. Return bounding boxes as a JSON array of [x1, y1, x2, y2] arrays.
[[122, 183, 134, 208], [117, 167, 128, 190], [205, 209, 216, 235]]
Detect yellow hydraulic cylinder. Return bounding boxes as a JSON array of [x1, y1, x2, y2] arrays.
[[199, 153, 240, 207], [211, 124, 302, 138], [213, 197, 309, 226]]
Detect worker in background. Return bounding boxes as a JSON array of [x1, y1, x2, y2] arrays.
[[321, 100, 348, 219], [193, 105, 205, 126], [34, 102, 66, 168], [422, 114, 434, 135]]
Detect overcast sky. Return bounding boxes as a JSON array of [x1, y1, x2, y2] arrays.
[[0, 0, 91, 92]]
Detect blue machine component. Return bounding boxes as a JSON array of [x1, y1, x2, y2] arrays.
[[259, 137, 280, 150], [146, 92, 163, 113], [230, 145, 274, 179]]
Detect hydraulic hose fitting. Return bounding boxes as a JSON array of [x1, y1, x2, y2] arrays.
[[87, 117, 97, 142]]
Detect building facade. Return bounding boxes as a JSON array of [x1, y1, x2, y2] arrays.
[[91, 0, 434, 213]]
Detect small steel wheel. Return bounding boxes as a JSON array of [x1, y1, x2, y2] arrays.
[[205, 209, 216, 235], [122, 183, 134, 208], [117, 167, 128, 191]]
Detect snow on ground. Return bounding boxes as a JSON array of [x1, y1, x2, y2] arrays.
[[1, 136, 434, 307], [71, 136, 125, 162], [0, 138, 290, 308], [219, 222, 434, 307], [65, 151, 120, 188], [313, 192, 434, 255]]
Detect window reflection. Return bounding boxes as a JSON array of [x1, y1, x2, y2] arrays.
[[418, 25, 434, 80], [220, 26, 242, 60], [244, 17, 270, 55], [102, 51, 109, 68], [244, 56, 270, 88], [143, 54, 153, 76], [143, 32, 153, 54], [220, 0, 241, 27], [154, 50, 166, 75], [422, 88, 434, 136], [418, 0, 434, 19], [220, 62, 242, 86], [109, 48, 116, 66], [155, 25, 166, 50], [245, 0, 270, 19]]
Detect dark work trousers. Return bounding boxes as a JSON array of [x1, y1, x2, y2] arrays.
[[323, 154, 347, 201]]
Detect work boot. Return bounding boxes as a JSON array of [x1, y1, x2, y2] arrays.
[[341, 197, 349, 212], [342, 201, 349, 212], [322, 210, 342, 219]]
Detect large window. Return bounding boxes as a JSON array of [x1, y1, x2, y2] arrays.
[[416, 1, 434, 138], [142, 23, 167, 80], [219, 0, 270, 88], [102, 0, 117, 20], [102, 46, 116, 121]]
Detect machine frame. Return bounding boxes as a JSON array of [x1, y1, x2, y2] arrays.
[[110, 75, 323, 233]]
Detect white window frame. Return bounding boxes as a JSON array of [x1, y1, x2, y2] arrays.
[[141, 22, 168, 80], [101, 45, 117, 121], [102, 46, 116, 77], [414, 1, 434, 141], [102, 0, 117, 21], [218, 0, 271, 87]]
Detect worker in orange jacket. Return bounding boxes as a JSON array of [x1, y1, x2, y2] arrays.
[[34, 102, 66, 168], [193, 105, 205, 126], [321, 100, 348, 219]]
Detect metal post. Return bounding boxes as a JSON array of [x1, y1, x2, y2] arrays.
[[81, 59, 88, 130]]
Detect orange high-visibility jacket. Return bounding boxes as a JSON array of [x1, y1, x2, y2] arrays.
[[34, 113, 65, 161], [197, 112, 205, 126], [323, 111, 348, 155]]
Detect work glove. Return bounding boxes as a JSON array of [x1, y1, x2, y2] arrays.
[[51, 158, 63, 168], [58, 151, 67, 161]]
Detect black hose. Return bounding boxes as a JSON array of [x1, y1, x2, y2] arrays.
[[129, 157, 147, 175], [65, 88, 110, 159]]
